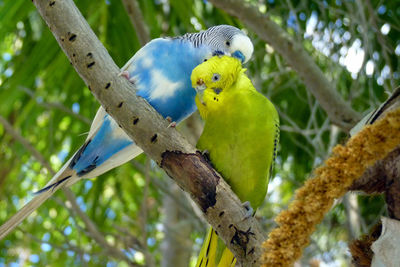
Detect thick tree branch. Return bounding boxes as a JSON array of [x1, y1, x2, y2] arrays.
[[209, 0, 361, 131], [32, 0, 263, 265], [0, 115, 138, 265]]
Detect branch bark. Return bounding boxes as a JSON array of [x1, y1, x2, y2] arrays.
[[32, 0, 263, 265], [209, 0, 361, 131]]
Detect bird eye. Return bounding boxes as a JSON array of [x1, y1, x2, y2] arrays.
[[212, 73, 220, 82], [213, 88, 222, 94], [226, 41, 231, 46]]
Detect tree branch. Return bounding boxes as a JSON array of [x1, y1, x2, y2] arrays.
[[32, 0, 263, 265], [209, 0, 361, 131], [120, 0, 150, 45]]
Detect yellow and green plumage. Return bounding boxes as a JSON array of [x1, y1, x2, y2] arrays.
[[191, 55, 279, 267]]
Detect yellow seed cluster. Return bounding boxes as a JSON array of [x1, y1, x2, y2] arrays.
[[262, 108, 400, 266]]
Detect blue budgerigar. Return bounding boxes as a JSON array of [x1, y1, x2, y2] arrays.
[[0, 25, 254, 239]]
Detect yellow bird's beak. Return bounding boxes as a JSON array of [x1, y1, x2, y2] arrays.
[[195, 78, 207, 104]]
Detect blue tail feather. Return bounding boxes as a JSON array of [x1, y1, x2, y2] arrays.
[[33, 175, 72, 195]]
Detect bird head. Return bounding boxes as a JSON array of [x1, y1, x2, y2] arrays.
[[203, 25, 254, 64], [191, 55, 244, 118]]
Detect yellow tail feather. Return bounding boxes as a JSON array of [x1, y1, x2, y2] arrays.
[[217, 248, 236, 267], [196, 227, 236, 267]]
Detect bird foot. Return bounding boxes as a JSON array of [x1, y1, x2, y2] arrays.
[[242, 201, 254, 219], [118, 71, 136, 84], [166, 117, 176, 128], [167, 122, 176, 128], [118, 70, 130, 79]]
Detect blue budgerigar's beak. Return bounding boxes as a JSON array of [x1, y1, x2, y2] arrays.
[[232, 50, 245, 63]]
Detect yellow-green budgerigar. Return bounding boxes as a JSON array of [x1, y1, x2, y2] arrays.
[[191, 55, 279, 267]]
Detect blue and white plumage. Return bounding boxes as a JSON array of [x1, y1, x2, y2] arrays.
[[0, 25, 253, 239]]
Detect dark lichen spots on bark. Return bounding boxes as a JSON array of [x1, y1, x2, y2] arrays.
[[160, 151, 219, 212], [87, 62, 95, 68], [219, 211, 225, 217], [248, 247, 255, 255], [86, 53, 95, 68], [151, 134, 158, 143], [68, 33, 77, 42], [117, 102, 124, 108], [230, 226, 255, 255], [105, 82, 111, 89], [133, 117, 139, 125], [49, 1, 55, 6], [88, 85, 92, 91]]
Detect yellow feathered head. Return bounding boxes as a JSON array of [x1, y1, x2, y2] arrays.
[[191, 56, 245, 118]]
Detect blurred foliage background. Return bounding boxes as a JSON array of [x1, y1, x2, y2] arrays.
[[0, 0, 399, 266]]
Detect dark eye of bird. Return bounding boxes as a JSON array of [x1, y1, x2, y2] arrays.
[[213, 88, 222, 95], [226, 41, 230, 46], [212, 73, 220, 82]]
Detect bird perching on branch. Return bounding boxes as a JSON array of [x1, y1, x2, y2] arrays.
[[192, 56, 279, 266], [0, 25, 254, 240]]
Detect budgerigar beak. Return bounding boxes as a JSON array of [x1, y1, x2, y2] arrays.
[[232, 50, 245, 63], [195, 78, 207, 104]]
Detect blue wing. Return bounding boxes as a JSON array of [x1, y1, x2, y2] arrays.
[[123, 38, 210, 122], [41, 37, 211, 189], [70, 114, 134, 176]]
